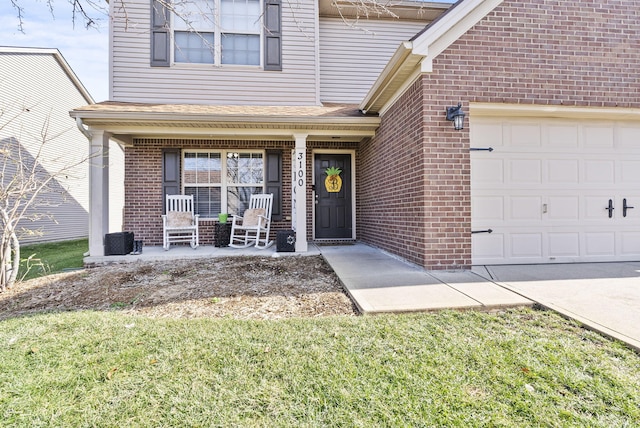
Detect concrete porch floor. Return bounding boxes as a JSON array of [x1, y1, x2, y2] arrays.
[[84, 243, 319, 265]]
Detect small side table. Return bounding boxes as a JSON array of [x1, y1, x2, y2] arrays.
[[215, 222, 232, 247]]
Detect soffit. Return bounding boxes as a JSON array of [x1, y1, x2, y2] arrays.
[[360, 0, 505, 114], [71, 102, 380, 143], [318, 0, 450, 22]]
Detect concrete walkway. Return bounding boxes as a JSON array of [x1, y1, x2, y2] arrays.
[[320, 244, 640, 351], [319, 244, 533, 313]]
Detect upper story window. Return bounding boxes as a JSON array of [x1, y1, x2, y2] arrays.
[[151, 0, 282, 70], [173, 0, 261, 66]]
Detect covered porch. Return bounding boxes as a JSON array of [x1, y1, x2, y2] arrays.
[[71, 102, 379, 259]]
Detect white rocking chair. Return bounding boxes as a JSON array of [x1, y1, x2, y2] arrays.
[[229, 194, 274, 249], [162, 194, 199, 250]]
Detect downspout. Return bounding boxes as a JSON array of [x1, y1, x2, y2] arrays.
[[76, 117, 92, 139]]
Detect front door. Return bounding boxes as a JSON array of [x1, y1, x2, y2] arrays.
[[314, 154, 353, 239]]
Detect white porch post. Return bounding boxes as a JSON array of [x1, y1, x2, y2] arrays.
[[293, 134, 308, 252], [88, 130, 111, 256]]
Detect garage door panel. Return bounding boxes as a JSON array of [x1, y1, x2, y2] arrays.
[[509, 196, 541, 221], [472, 158, 504, 184], [548, 196, 579, 220], [620, 233, 640, 256], [585, 232, 615, 257], [583, 125, 614, 148], [511, 233, 543, 258], [510, 159, 541, 183], [508, 123, 542, 147], [585, 196, 612, 220], [472, 115, 640, 265], [547, 124, 579, 148], [472, 196, 503, 222], [618, 126, 640, 147], [472, 233, 504, 259], [548, 159, 579, 183], [621, 161, 640, 183], [548, 233, 580, 258], [471, 121, 504, 147], [584, 160, 615, 184]]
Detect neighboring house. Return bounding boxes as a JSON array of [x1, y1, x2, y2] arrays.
[[0, 47, 124, 244], [72, 0, 640, 269]]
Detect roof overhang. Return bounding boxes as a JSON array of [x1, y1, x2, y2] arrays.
[[359, 0, 504, 114], [71, 102, 380, 146], [319, 0, 452, 22]]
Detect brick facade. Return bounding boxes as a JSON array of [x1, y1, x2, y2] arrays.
[[124, 139, 296, 246], [357, 80, 432, 267], [358, 0, 640, 269], [123, 139, 359, 247]]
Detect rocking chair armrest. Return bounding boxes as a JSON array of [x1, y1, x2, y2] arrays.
[[231, 214, 243, 226], [193, 214, 200, 226]]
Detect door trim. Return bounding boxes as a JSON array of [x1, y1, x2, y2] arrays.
[[312, 149, 356, 241]]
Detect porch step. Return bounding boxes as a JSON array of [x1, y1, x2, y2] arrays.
[[314, 239, 356, 246]]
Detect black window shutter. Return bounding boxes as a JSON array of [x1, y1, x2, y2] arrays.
[[266, 150, 282, 220], [151, 0, 170, 67], [264, 0, 282, 71], [162, 149, 181, 212]]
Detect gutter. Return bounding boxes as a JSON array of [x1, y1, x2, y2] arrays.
[[75, 117, 92, 139]]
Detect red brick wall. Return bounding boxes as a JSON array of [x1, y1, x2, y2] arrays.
[[123, 139, 358, 247], [359, 0, 640, 269], [123, 139, 296, 246], [441, 0, 640, 108], [358, 80, 430, 267]]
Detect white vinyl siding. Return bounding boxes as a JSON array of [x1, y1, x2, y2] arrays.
[[111, 0, 318, 105], [319, 18, 427, 104], [0, 51, 124, 243]]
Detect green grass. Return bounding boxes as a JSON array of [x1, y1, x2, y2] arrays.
[[1, 308, 639, 427], [18, 239, 87, 281]]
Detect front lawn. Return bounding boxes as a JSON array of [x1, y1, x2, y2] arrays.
[[1, 308, 638, 426], [18, 239, 87, 281]]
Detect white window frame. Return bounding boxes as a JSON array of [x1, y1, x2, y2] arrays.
[[182, 149, 265, 218], [171, 0, 263, 67]]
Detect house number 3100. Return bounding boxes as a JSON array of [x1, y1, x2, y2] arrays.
[[297, 152, 305, 187]]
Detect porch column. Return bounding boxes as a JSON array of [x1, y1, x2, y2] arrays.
[[293, 133, 308, 252], [88, 130, 111, 256]]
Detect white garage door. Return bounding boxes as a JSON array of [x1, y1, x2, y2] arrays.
[[471, 117, 640, 265]]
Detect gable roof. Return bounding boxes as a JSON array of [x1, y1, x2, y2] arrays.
[[0, 46, 94, 104], [359, 0, 503, 114]]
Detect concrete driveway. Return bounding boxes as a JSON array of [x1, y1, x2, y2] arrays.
[[472, 262, 640, 351]]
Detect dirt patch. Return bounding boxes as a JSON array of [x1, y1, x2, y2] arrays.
[[0, 256, 358, 320]]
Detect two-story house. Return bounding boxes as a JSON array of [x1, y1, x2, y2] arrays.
[[73, 0, 640, 269]]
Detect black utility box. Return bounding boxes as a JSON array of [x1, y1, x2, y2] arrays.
[[276, 230, 296, 252], [105, 232, 134, 255], [215, 222, 232, 247]]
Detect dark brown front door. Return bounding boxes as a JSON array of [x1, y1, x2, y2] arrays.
[[314, 154, 352, 239]]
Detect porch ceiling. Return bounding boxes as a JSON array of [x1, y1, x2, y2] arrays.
[[70, 102, 381, 144]]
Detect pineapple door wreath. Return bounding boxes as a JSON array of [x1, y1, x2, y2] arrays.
[[324, 166, 343, 193]]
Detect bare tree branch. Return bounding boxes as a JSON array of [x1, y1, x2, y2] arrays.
[[0, 107, 95, 291]]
